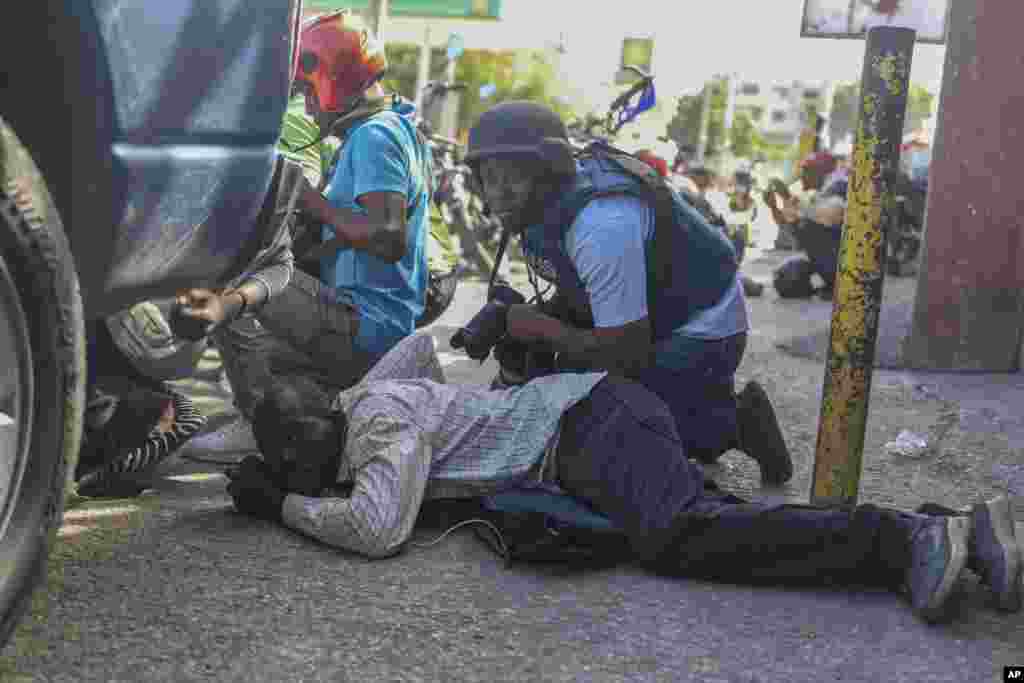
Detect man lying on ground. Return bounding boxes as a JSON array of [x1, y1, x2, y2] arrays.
[[226, 333, 1023, 623]]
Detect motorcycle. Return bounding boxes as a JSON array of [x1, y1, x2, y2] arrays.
[[417, 81, 503, 276]]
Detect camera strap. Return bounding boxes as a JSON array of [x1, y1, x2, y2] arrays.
[[486, 219, 514, 298]]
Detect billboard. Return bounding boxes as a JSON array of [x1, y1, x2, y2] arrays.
[[801, 0, 950, 44], [303, 0, 502, 20]]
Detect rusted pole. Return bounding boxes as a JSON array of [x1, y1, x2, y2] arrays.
[[810, 26, 915, 506]]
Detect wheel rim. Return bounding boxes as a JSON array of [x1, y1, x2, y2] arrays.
[[0, 248, 34, 538]]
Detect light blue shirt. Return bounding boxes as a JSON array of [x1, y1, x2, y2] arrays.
[[322, 105, 430, 361], [563, 194, 749, 354]]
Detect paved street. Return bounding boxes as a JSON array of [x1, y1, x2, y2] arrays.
[[2, 254, 1022, 682]]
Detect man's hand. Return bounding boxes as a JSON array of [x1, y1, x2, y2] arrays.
[[506, 304, 556, 344], [450, 301, 511, 361], [170, 288, 243, 340], [226, 456, 285, 522]]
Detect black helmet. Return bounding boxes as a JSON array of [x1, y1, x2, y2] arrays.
[[466, 101, 576, 177]]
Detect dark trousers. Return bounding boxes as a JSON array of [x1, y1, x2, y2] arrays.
[[635, 333, 746, 463], [557, 376, 919, 589], [213, 269, 373, 419], [794, 220, 843, 289]]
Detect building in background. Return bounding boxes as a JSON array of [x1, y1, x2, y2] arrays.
[[733, 80, 830, 147]]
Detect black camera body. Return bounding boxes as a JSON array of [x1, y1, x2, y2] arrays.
[[450, 283, 558, 384], [449, 283, 525, 361]]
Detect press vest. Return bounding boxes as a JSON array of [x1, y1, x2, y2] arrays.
[[520, 150, 738, 341]]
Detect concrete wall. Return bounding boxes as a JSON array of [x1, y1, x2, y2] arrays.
[[905, 0, 1024, 373]]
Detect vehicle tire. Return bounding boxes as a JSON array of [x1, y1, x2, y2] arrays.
[[416, 266, 459, 329], [0, 120, 87, 647]]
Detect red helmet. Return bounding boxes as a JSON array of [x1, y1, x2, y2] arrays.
[[295, 10, 387, 114]]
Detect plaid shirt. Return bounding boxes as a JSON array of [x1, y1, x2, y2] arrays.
[[280, 333, 605, 558]]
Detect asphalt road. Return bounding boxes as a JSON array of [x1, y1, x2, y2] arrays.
[[3, 255, 1022, 682]]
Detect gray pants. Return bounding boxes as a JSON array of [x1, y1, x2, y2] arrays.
[[213, 270, 374, 419]]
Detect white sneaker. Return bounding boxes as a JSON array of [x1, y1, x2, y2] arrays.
[[180, 416, 258, 463]]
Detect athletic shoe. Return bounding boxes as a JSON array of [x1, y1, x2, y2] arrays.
[[906, 516, 970, 623], [968, 496, 1022, 612], [180, 415, 258, 464]]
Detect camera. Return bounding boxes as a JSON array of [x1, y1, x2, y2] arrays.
[[449, 283, 526, 361], [450, 283, 562, 384]]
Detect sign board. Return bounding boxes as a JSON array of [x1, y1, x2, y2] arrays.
[[801, 0, 950, 44], [303, 0, 502, 20], [446, 33, 465, 59], [615, 37, 654, 85]]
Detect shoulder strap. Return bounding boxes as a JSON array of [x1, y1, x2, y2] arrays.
[[575, 146, 692, 341]]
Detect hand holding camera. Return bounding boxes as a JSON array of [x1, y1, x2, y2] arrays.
[[449, 283, 526, 362]]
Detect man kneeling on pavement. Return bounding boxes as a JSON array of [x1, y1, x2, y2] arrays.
[[460, 101, 787, 482], [226, 333, 1023, 624]]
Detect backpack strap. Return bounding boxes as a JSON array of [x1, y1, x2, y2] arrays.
[[565, 146, 682, 341]]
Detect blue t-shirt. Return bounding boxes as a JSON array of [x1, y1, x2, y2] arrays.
[[322, 105, 430, 361], [563, 194, 749, 370]]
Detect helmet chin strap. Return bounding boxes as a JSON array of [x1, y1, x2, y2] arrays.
[[281, 78, 390, 154], [484, 171, 568, 299]]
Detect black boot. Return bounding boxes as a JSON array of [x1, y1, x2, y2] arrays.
[[736, 381, 793, 485]]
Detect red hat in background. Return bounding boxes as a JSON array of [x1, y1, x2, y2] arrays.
[[799, 151, 837, 177], [635, 149, 669, 178]]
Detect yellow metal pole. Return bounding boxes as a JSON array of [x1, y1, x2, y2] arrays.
[[810, 26, 916, 506]]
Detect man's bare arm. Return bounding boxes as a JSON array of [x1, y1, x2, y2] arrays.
[[300, 187, 408, 264], [506, 305, 654, 378]]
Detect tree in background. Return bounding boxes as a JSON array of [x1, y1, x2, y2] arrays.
[[666, 93, 702, 153], [456, 49, 574, 132], [905, 85, 936, 133], [380, 43, 573, 136], [666, 78, 766, 162], [729, 111, 764, 159], [381, 43, 461, 101], [828, 81, 935, 146], [666, 78, 728, 161]]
